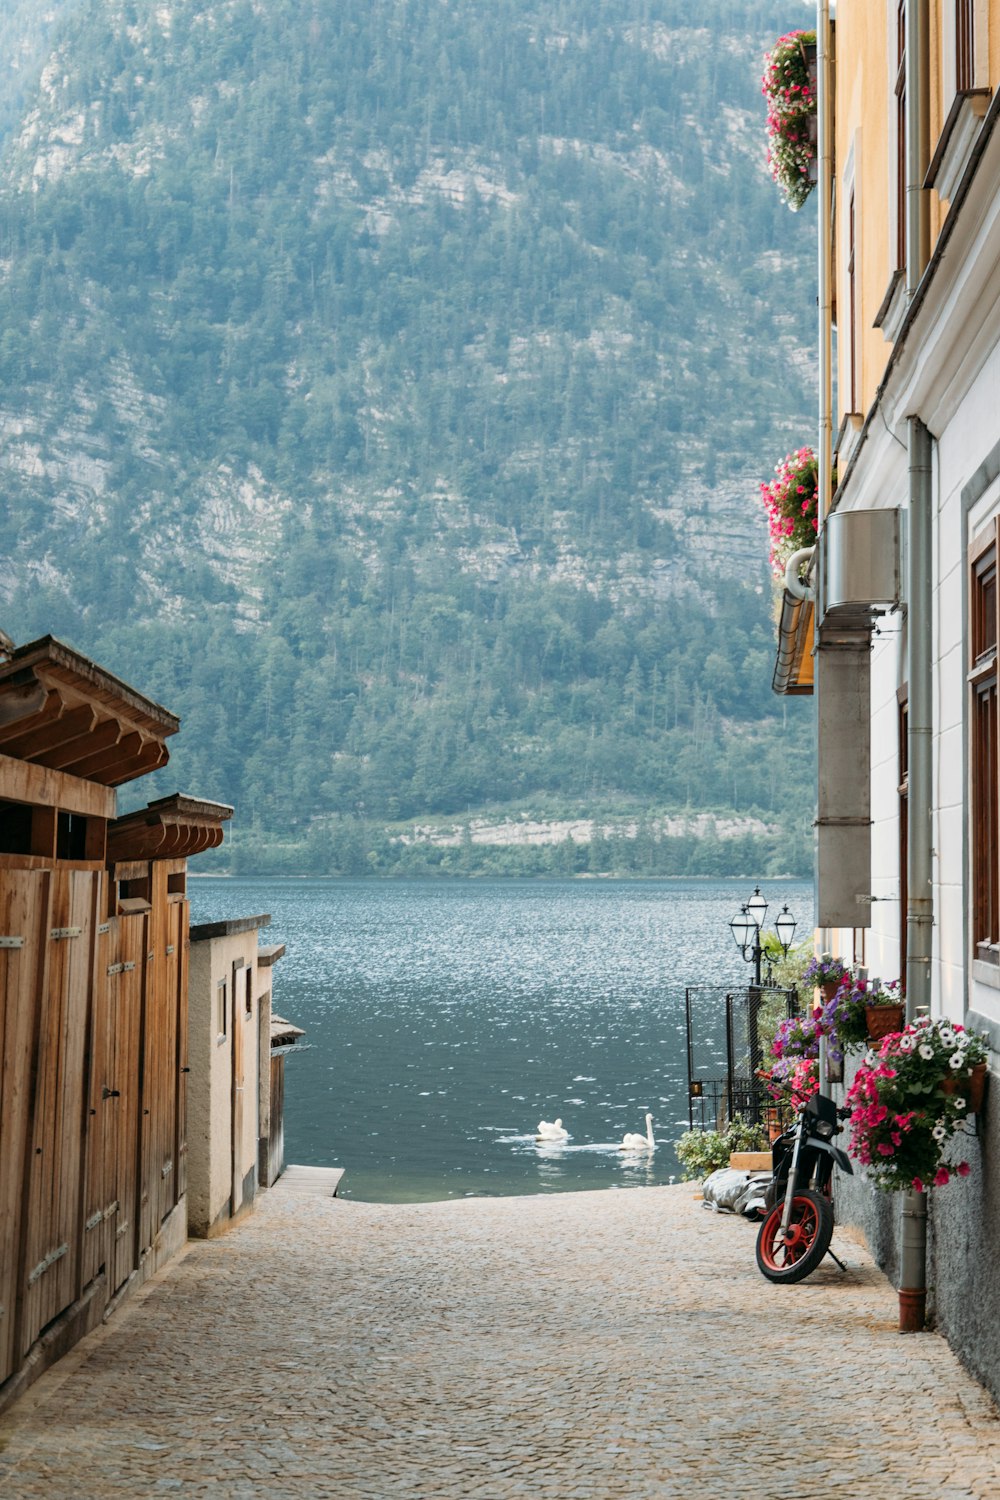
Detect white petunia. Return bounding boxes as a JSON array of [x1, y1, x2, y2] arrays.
[[939, 1029, 956, 1048], [953, 1098, 967, 1112], [899, 1035, 915, 1052], [919, 1045, 934, 1060], [950, 1053, 966, 1070], [932, 1124, 947, 1141]]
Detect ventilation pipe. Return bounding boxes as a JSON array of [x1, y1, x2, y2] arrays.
[[784, 546, 816, 601]]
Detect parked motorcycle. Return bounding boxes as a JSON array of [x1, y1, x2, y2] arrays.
[[755, 1090, 853, 1283]]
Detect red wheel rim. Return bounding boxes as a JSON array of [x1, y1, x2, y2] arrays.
[[759, 1197, 820, 1271]]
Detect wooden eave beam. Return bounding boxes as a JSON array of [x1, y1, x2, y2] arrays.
[[0, 699, 96, 758], [0, 672, 55, 732], [39, 715, 122, 771], [106, 738, 170, 786]]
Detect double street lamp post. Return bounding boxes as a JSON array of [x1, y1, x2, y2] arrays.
[[729, 886, 797, 988]]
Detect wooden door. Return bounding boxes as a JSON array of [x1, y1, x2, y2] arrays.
[[81, 917, 115, 1294], [112, 916, 143, 1292], [20, 869, 99, 1357], [0, 868, 51, 1385]]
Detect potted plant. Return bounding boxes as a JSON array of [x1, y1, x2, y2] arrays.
[[802, 954, 850, 1004], [759, 446, 820, 578], [845, 1017, 989, 1191], [674, 1116, 768, 1181], [819, 975, 903, 1049], [862, 979, 905, 1040], [761, 29, 818, 211]]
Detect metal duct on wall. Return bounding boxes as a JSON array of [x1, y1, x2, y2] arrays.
[[823, 507, 903, 617]]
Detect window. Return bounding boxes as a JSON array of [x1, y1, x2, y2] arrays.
[[243, 966, 253, 1019], [848, 189, 858, 413], [956, 0, 975, 91], [970, 524, 999, 963], [895, 2, 907, 272], [217, 978, 228, 1038]]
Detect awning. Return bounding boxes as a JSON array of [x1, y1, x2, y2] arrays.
[[107, 793, 233, 862]]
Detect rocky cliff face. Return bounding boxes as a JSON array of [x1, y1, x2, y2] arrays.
[[0, 0, 818, 860]]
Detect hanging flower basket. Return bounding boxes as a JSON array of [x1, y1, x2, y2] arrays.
[[845, 1018, 990, 1191], [762, 30, 818, 211], [941, 1060, 988, 1115], [759, 446, 820, 578]]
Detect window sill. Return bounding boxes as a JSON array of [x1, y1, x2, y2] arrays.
[[973, 958, 1000, 989], [835, 412, 864, 469], [874, 269, 906, 343], [926, 89, 991, 203]]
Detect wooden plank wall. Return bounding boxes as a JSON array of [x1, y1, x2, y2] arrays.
[[0, 859, 190, 1391]]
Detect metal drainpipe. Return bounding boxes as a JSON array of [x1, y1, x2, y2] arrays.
[[815, 0, 833, 983], [900, 418, 933, 1334], [898, 0, 932, 1338]]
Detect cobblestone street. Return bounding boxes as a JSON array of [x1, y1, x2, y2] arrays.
[[2, 1183, 1000, 1499]]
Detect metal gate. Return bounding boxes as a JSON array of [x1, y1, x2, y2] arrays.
[[685, 983, 800, 1131]]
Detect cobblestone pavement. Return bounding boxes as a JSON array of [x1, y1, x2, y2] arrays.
[[2, 1184, 1000, 1499]]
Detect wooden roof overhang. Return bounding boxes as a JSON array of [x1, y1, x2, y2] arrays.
[[107, 794, 234, 863], [0, 636, 179, 787], [772, 593, 815, 696]]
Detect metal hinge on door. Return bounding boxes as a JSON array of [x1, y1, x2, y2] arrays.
[[122, 961, 136, 972], [98, 922, 111, 934], [107, 963, 124, 976], [0, 936, 24, 948], [27, 1243, 68, 1284], [50, 927, 82, 940]]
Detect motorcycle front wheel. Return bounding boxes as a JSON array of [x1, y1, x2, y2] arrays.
[[755, 1189, 834, 1283]]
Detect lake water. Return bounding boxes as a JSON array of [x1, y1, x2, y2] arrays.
[[188, 877, 813, 1201]]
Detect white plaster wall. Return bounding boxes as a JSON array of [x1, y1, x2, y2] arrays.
[[187, 928, 262, 1235]]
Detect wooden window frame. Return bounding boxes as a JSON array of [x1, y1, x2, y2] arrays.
[[848, 188, 857, 414], [956, 0, 975, 92], [970, 521, 999, 964], [895, 2, 907, 273]]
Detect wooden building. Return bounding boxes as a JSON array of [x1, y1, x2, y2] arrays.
[[0, 636, 231, 1410]]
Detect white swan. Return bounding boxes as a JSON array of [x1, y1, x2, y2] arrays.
[[620, 1113, 655, 1151], [536, 1117, 569, 1142]]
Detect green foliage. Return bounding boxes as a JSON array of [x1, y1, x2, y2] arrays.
[[674, 1115, 769, 1182], [0, 0, 818, 861]]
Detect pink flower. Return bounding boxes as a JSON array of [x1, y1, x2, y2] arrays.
[[957, 1161, 971, 1177], [912, 1177, 925, 1193], [934, 1167, 951, 1187]]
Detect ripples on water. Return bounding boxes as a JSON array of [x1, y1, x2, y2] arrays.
[[188, 877, 813, 1202]]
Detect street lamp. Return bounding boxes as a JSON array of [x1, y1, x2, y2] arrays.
[[729, 890, 796, 988]]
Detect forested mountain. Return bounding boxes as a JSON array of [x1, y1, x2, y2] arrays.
[[0, 0, 818, 876]]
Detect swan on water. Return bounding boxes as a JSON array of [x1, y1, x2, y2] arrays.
[[536, 1118, 570, 1142], [620, 1113, 655, 1151]]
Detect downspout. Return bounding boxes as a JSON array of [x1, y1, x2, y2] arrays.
[[815, 0, 833, 988], [900, 418, 933, 1335], [898, 0, 932, 1337]]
